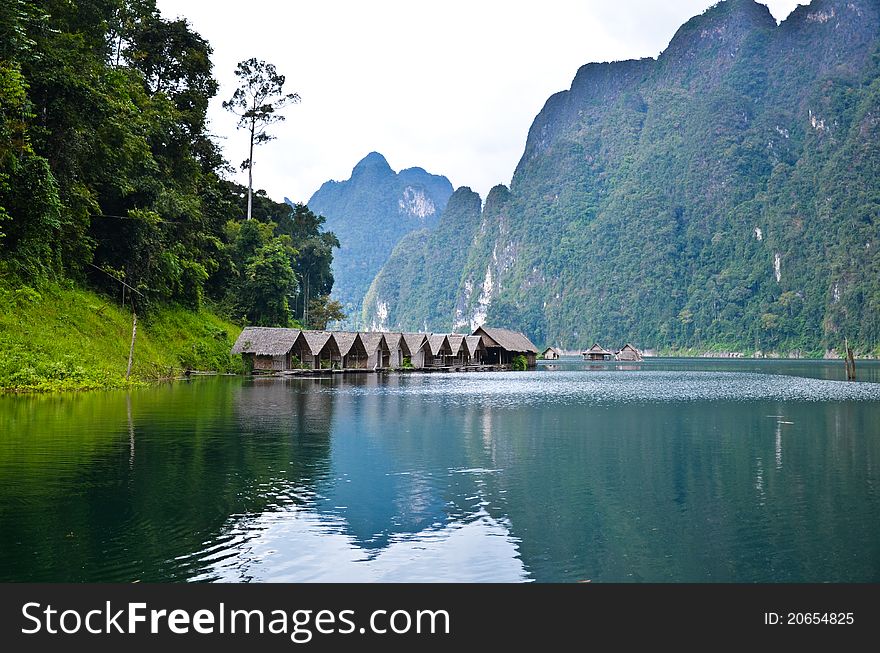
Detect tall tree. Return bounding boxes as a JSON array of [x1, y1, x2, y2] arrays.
[[222, 58, 299, 221]]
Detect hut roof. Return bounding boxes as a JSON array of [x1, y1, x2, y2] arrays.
[[464, 335, 484, 356], [618, 343, 639, 353], [542, 346, 562, 356], [359, 332, 388, 353], [332, 332, 359, 357], [231, 327, 300, 356], [423, 334, 449, 356], [298, 331, 334, 356], [474, 326, 539, 353], [446, 334, 466, 355], [402, 333, 426, 355], [583, 343, 612, 355], [380, 332, 405, 349]]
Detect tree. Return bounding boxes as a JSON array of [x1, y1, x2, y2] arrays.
[[307, 296, 346, 330], [222, 58, 299, 221]]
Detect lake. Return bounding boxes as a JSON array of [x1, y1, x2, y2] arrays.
[[1, 358, 879, 582]]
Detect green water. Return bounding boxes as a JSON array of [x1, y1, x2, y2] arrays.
[[1, 359, 879, 582]]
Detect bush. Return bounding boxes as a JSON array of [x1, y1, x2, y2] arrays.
[[511, 354, 528, 371]]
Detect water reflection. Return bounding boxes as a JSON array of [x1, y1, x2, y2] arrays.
[[1, 360, 879, 582]]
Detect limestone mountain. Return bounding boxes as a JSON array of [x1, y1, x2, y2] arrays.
[[306, 152, 453, 324], [363, 0, 880, 354]]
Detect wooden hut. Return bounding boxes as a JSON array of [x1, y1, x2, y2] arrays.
[[231, 327, 301, 371], [421, 334, 452, 368], [401, 333, 427, 368], [463, 335, 485, 365], [582, 343, 612, 361], [445, 334, 469, 366], [292, 331, 341, 369], [359, 332, 391, 369], [381, 333, 408, 368], [472, 326, 538, 367], [541, 347, 562, 360], [333, 332, 368, 369], [615, 343, 643, 362]]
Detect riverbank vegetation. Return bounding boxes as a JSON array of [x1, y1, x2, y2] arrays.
[[0, 1, 341, 391]]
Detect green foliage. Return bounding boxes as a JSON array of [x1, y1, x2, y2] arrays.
[[365, 1, 880, 355], [306, 296, 346, 330], [0, 279, 242, 392], [511, 354, 528, 371]]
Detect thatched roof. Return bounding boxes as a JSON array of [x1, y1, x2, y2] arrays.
[[231, 327, 300, 356], [446, 334, 465, 355], [542, 346, 562, 356], [423, 334, 449, 356], [402, 333, 426, 355], [618, 343, 639, 353], [464, 335, 484, 356], [583, 343, 611, 355], [332, 332, 360, 357], [474, 326, 539, 353], [298, 331, 335, 356], [380, 332, 405, 349], [359, 332, 388, 353]]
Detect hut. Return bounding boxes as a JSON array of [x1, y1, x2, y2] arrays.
[[231, 327, 301, 371], [615, 343, 643, 362], [463, 335, 486, 365], [421, 334, 452, 368], [582, 343, 612, 361], [401, 333, 427, 368], [359, 332, 391, 369], [382, 333, 408, 368], [472, 326, 538, 367], [333, 332, 368, 369], [292, 331, 341, 369], [445, 334, 469, 366], [541, 347, 562, 360]]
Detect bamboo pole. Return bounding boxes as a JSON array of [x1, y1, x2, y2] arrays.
[[126, 311, 137, 380]]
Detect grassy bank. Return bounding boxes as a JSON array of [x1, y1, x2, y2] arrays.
[[0, 280, 243, 392]]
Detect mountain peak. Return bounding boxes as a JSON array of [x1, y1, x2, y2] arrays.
[[352, 151, 392, 175], [661, 0, 775, 62]]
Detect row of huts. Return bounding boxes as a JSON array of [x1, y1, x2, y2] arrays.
[[231, 326, 539, 373], [541, 343, 643, 362]]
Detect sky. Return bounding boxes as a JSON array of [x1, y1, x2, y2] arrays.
[[155, 0, 811, 204]]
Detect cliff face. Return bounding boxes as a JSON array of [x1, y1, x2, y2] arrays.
[[363, 0, 880, 353], [306, 152, 452, 324]]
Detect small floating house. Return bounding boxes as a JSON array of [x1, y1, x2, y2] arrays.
[[421, 334, 452, 368], [541, 347, 562, 360], [463, 335, 486, 365], [230, 327, 301, 371], [401, 333, 427, 368], [473, 326, 538, 367], [615, 343, 643, 362], [582, 343, 613, 361], [360, 332, 391, 369]]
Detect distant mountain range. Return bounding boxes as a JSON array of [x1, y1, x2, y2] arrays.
[[356, 0, 880, 354], [306, 152, 452, 324]]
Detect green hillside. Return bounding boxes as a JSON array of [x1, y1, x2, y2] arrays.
[[364, 0, 880, 355]]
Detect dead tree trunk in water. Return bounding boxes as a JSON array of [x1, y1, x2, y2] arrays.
[[126, 311, 137, 380]]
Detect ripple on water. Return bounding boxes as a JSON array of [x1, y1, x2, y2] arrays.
[[332, 371, 880, 407]]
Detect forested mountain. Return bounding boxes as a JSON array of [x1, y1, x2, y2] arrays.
[[0, 0, 337, 330], [307, 152, 452, 324], [364, 0, 880, 354]]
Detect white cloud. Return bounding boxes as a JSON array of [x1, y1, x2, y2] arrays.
[[155, 0, 811, 203]]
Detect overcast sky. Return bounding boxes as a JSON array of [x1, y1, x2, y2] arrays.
[[155, 0, 810, 203]]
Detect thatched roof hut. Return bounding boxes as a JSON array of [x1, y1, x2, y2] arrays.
[[615, 343, 643, 362], [472, 326, 538, 366], [446, 334, 465, 356], [231, 327, 300, 356], [359, 332, 391, 369], [541, 347, 562, 360], [463, 335, 485, 363], [582, 343, 612, 361]]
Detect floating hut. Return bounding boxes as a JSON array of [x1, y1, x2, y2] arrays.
[[293, 330, 340, 369], [463, 335, 486, 365], [382, 333, 408, 368], [401, 333, 427, 368], [615, 343, 643, 362], [472, 326, 538, 367], [541, 347, 562, 360], [360, 332, 390, 369], [231, 327, 300, 371], [445, 334, 469, 366], [582, 343, 613, 361], [334, 332, 368, 369], [421, 334, 452, 368]]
